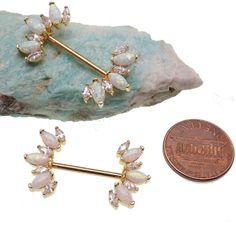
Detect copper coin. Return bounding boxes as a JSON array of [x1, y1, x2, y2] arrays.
[[163, 119, 234, 181]]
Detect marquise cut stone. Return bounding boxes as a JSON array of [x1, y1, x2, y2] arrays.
[[117, 140, 130, 156], [55, 126, 65, 143], [32, 166, 48, 174], [108, 73, 129, 91], [112, 45, 129, 56], [49, 2, 62, 25], [40, 15, 52, 29], [91, 79, 105, 108], [25, 152, 49, 166], [102, 80, 114, 95], [115, 183, 134, 206], [43, 181, 57, 196], [82, 85, 91, 103], [123, 180, 139, 191], [40, 130, 60, 149], [111, 52, 137, 67], [111, 66, 129, 76], [121, 147, 143, 163], [30, 171, 52, 189], [126, 170, 149, 184], [109, 190, 119, 208], [18, 41, 41, 54], [25, 51, 44, 63], [37, 145, 53, 156], [25, 18, 46, 35], [26, 33, 44, 42], [126, 161, 142, 170], [62, 6, 70, 25]]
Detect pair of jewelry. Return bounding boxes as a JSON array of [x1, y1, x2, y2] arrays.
[[24, 127, 151, 209], [16, 2, 138, 108], [17, 2, 149, 209]]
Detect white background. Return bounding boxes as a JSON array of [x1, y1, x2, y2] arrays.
[[0, 0, 236, 235]]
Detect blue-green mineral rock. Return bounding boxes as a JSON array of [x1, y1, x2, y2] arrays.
[[0, 11, 202, 121]]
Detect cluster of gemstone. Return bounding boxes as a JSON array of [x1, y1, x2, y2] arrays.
[[109, 141, 150, 208], [82, 45, 138, 108], [17, 2, 70, 62], [24, 127, 65, 196]]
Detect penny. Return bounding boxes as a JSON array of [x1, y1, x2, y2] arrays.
[[163, 119, 234, 181]]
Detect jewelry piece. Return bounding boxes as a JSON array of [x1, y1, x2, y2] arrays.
[[16, 2, 138, 108], [24, 127, 150, 208]]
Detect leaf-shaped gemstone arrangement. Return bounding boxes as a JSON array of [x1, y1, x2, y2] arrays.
[[24, 127, 65, 197], [109, 141, 150, 208], [82, 45, 138, 108], [17, 2, 70, 62]]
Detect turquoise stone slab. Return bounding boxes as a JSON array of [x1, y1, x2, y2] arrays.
[[0, 11, 202, 121]]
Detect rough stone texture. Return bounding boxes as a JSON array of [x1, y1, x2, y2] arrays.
[[0, 11, 202, 121]]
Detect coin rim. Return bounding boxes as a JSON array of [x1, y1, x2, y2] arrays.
[[163, 119, 235, 181]]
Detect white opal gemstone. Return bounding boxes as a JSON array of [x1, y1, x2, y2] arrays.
[[111, 53, 137, 67], [55, 126, 65, 143], [30, 171, 52, 189], [25, 18, 46, 35], [49, 2, 62, 25], [109, 190, 119, 208], [91, 79, 105, 108], [25, 152, 49, 166], [115, 183, 134, 206], [121, 147, 143, 163], [108, 73, 129, 91], [112, 66, 129, 76], [17, 41, 41, 54], [126, 170, 149, 184], [112, 45, 129, 56], [40, 130, 60, 149], [25, 51, 44, 63], [62, 6, 70, 24], [117, 140, 130, 156]]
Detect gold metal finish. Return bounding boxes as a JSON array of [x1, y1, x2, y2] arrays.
[[52, 162, 122, 178], [47, 35, 108, 77]]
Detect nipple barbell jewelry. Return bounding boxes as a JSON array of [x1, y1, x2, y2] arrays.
[[24, 127, 150, 208], [16, 2, 138, 108]]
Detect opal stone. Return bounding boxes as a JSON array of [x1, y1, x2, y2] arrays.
[[18, 40, 41, 54], [108, 73, 129, 90], [40, 130, 60, 149], [26, 18, 46, 35], [115, 184, 134, 206], [90, 80, 105, 107], [25, 152, 49, 166], [126, 170, 149, 184], [49, 3, 62, 25], [30, 171, 52, 189], [112, 53, 136, 67], [121, 148, 143, 163]]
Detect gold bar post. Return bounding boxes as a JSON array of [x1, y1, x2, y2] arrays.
[[52, 162, 122, 178], [47, 35, 108, 77]]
